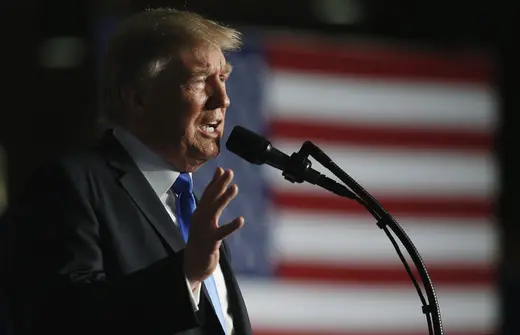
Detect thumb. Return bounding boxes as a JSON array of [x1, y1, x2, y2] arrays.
[[214, 217, 244, 240]]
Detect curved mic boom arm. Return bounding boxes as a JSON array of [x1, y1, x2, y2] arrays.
[[282, 141, 444, 335]]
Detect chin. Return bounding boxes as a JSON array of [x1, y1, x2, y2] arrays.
[[183, 161, 206, 173], [199, 139, 221, 158], [183, 146, 219, 172]]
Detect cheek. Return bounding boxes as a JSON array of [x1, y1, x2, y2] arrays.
[[152, 90, 191, 123], [183, 92, 207, 123], [188, 89, 208, 108]]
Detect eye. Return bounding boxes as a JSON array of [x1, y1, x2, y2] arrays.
[[219, 75, 228, 83], [184, 77, 206, 91]]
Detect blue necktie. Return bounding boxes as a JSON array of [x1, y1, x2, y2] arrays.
[[172, 173, 226, 333]]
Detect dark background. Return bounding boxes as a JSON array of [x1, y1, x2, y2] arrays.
[[0, 0, 514, 332]]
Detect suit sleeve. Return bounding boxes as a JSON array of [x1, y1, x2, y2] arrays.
[[2, 162, 200, 334]]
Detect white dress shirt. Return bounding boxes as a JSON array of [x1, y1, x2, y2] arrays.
[[114, 127, 234, 334]]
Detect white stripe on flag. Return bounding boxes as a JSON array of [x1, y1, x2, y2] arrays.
[[238, 279, 497, 333], [270, 211, 497, 266], [267, 71, 497, 130], [264, 141, 497, 197]]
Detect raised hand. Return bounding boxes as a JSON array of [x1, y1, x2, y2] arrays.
[[183, 167, 244, 289]]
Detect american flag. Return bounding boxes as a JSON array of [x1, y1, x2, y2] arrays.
[[193, 30, 499, 335]]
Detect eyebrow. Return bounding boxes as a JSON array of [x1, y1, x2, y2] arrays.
[[223, 63, 233, 75], [191, 62, 233, 77]]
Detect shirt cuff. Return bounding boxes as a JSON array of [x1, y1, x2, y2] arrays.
[[185, 276, 202, 311]]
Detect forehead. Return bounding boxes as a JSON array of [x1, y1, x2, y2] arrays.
[[177, 44, 229, 74]]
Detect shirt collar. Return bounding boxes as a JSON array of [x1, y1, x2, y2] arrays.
[[113, 127, 192, 198]]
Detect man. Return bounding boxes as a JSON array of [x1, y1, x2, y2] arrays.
[[0, 7, 252, 335]]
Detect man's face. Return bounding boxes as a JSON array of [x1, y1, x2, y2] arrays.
[[135, 43, 232, 172]]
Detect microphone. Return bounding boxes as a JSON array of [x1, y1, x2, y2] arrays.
[[226, 125, 444, 335], [225, 125, 355, 199]]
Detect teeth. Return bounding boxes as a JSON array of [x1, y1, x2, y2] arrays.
[[202, 125, 215, 132]]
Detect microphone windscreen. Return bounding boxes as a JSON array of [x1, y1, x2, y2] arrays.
[[225, 126, 270, 164]]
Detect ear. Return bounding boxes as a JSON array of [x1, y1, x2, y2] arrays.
[[120, 84, 145, 117]]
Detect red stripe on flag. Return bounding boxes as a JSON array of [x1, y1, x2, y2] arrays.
[[275, 262, 494, 286], [269, 118, 493, 152], [271, 191, 494, 218], [266, 39, 494, 83], [255, 330, 492, 335]]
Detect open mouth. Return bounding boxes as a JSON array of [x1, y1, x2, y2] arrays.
[[199, 120, 221, 136]]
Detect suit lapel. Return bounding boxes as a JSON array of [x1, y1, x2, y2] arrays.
[[98, 130, 185, 253], [119, 171, 185, 253]]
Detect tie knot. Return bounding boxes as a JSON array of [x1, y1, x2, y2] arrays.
[[172, 173, 193, 195]]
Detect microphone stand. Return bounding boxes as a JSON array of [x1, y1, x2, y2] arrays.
[[282, 141, 444, 335]]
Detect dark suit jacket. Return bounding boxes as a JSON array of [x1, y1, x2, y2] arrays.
[[0, 131, 252, 335]]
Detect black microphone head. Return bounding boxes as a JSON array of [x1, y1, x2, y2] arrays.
[[226, 125, 271, 165]]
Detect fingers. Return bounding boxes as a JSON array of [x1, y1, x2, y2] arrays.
[[215, 216, 245, 240], [213, 184, 238, 218], [195, 167, 240, 231], [201, 167, 224, 200], [200, 168, 231, 201], [211, 169, 234, 199], [212, 167, 224, 184]]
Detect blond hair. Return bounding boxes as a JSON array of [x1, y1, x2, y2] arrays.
[[102, 7, 242, 124]]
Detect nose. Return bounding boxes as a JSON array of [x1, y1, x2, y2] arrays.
[[206, 79, 230, 110]]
